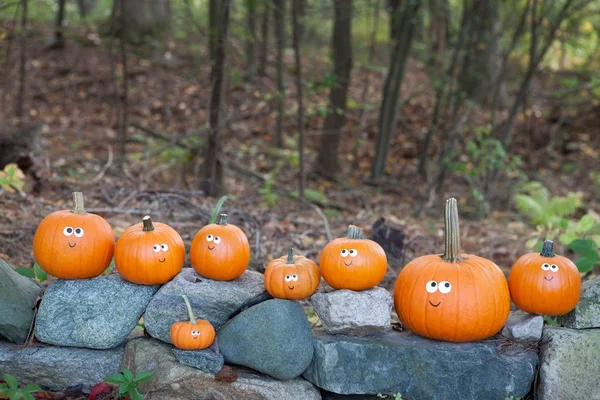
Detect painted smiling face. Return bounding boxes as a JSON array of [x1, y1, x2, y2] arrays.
[[170, 295, 216, 350], [33, 192, 114, 279], [114, 216, 185, 285], [320, 225, 387, 291], [190, 214, 250, 281], [509, 240, 581, 316], [264, 248, 321, 300]]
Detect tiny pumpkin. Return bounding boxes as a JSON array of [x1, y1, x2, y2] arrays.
[[33, 191, 114, 279], [320, 225, 387, 291], [115, 216, 185, 285], [264, 247, 321, 300], [394, 198, 510, 342], [190, 214, 250, 281], [170, 295, 216, 350], [509, 240, 581, 316]]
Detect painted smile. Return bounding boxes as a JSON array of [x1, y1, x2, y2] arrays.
[[159, 258, 166, 263], [208, 246, 215, 251], [544, 276, 554, 281], [288, 286, 295, 290], [68, 242, 77, 248], [429, 300, 441, 307], [344, 261, 353, 266]]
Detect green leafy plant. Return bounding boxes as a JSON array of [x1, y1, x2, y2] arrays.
[[0, 373, 42, 400], [14, 263, 47, 282], [105, 368, 152, 400], [0, 163, 26, 193], [209, 195, 228, 224], [258, 167, 281, 207]]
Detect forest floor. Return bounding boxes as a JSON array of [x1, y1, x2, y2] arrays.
[[1, 23, 599, 291]]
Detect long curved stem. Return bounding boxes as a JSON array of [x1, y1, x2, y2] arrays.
[[71, 192, 86, 214], [181, 295, 197, 324], [442, 197, 463, 262]]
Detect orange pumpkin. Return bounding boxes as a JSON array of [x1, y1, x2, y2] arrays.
[[170, 295, 216, 350], [394, 198, 510, 342], [114, 216, 185, 285], [509, 240, 581, 316], [190, 214, 250, 281], [320, 225, 387, 291], [264, 247, 321, 300], [33, 191, 114, 279]]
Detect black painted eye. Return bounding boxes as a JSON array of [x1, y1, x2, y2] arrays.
[[541, 263, 550, 271], [63, 227, 74, 236], [439, 281, 452, 294], [550, 264, 559, 272], [426, 280, 438, 293], [74, 227, 84, 237]]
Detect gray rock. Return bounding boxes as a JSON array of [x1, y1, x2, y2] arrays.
[[124, 337, 321, 400], [145, 268, 266, 343], [311, 287, 392, 336], [173, 348, 224, 374], [501, 310, 544, 342], [0, 340, 123, 391], [218, 299, 314, 380], [303, 331, 538, 399], [557, 277, 600, 329], [538, 327, 600, 400], [0, 260, 43, 344], [35, 274, 158, 349]]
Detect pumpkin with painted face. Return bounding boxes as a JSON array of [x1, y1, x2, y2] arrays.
[[394, 198, 510, 342], [320, 225, 387, 291], [115, 216, 185, 285], [509, 240, 581, 316], [264, 247, 320, 300], [33, 191, 114, 279], [190, 214, 250, 281], [170, 295, 216, 350]]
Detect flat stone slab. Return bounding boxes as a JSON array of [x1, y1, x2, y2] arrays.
[[538, 327, 600, 400], [557, 277, 600, 329], [124, 337, 321, 400], [501, 310, 544, 342], [303, 331, 538, 399], [173, 348, 224, 374], [35, 274, 158, 349], [145, 268, 266, 343], [0, 340, 123, 391]]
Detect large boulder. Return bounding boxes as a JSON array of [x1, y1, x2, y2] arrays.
[[537, 327, 600, 400], [0, 260, 43, 344], [145, 268, 267, 343], [501, 310, 544, 342], [303, 331, 538, 399], [217, 299, 314, 380], [0, 340, 123, 391], [311, 287, 392, 336], [123, 337, 321, 400], [35, 274, 158, 349], [557, 277, 600, 329]]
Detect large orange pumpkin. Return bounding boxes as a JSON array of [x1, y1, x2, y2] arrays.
[[170, 295, 216, 350], [115, 216, 185, 285], [509, 240, 581, 316], [320, 225, 387, 291], [264, 247, 321, 300], [190, 214, 250, 281], [33, 191, 114, 279], [394, 198, 510, 342]]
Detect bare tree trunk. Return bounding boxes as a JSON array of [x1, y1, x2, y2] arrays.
[[371, 0, 422, 181], [258, 0, 270, 76], [209, 0, 219, 61], [427, 0, 447, 66], [316, 0, 352, 179], [202, 0, 231, 196], [16, 0, 27, 124], [50, 0, 66, 49], [291, 0, 305, 199], [245, 0, 258, 81], [118, 0, 129, 167], [387, 0, 401, 45], [274, 0, 285, 148]]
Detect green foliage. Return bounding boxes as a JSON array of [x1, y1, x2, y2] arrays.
[[105, 368, 152, 400], [504, 396, 523, 400], [377, 393, 403, 400], [543, 315, 560, 327], [0, 164, 26, 193], [0, 373, 42, 400], [209, 196, 228, 224], [14, 263, 47, 282], [514, 182, 600, 272], [258, 167, 280, 207]]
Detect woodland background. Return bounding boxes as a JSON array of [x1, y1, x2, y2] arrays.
[[0, 0, 599, 288]]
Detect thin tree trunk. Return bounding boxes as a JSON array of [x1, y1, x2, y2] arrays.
[[16, 0, 27, 124], [388, 0, 401, 45], [274, 0, 285, 148], [245, 0, 257, 81], [209, 0, 219, 62], [258, 0, 270, 76], [118, 0, 129, 167], [291, 0, 305, 199], [427, 0, 447, 66], [316, 0, 352, 179], [51, 0, 66, 49], [108, 0, 121, 163]]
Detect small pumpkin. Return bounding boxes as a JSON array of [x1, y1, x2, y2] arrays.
[[394, 198, 510, 342], [264, 247, 321, 300], [170, 295, 216, 350], [190, 214, 250, 281], [320, 225, 387, 291], [115, 216, 185, 285], [509, 240, 581, 316], [33, 191, 114, 279]]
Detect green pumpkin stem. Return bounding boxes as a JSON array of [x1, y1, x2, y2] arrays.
[[441, 198, 463, 263], [347, 225, 364, 239], [216, 214, 228, 226], [287, 247, 295, 264], [71, 192, 86, 214], [181, 295, 197, 324], [142, 216, 155, 232], [540, 240, 555, 257]]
